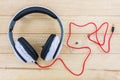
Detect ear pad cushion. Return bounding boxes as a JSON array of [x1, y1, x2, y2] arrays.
[[16, 37, 38, 62], [41, 34, 60, 61]]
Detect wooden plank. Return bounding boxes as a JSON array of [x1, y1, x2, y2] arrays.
[[0, 54, 120, 80], [1, 0, 120, 16], [0, 16, 120, 33], [0, 69, 120, 80], [0, 34, 119, 54], [0, 54, 120, 70], [1, 0, 120, 79]]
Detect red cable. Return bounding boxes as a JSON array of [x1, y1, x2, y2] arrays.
[[35, 22, 114, 76], [88, 22, 114, 53], [88, 22, 109, 45]]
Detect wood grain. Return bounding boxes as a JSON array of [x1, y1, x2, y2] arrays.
[[0, 34, 119, 54], [0, 0, 120, 80], [0, 69, 119, 80], [1, 0, 120, 16], [0, 54, 120, 70], [0, 16, 120, 33], [0, 54, 120, 80]]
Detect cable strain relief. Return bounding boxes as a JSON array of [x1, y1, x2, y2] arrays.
[[35, 62, 38, 64]]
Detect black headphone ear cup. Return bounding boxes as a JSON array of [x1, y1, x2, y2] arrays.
[[15, 37, 38, 62], [41, 34, 60, 61]]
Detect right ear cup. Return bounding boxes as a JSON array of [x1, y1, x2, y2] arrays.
[[41, 34, 60, 61], [15, 37, 38, 62]]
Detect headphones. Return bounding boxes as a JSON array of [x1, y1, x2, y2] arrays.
[[8, 6, 64, 63]]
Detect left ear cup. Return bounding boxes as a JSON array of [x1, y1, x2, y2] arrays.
[[41, 34, 60, 61], [15, 37, 38, 62]]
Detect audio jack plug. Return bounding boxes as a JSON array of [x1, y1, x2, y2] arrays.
[[111, 24, 115, 32]]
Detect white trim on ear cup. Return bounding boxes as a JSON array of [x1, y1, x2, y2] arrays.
[[13, 47, 26, 62], [45, 36, 60, 61], [8, 36, 25, 62], [15, 41, 35, 63], [54, 41, 63, 59]]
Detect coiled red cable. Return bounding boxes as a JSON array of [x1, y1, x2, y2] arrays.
[[35, 22, 114, 76]]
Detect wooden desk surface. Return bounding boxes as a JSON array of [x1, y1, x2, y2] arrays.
[[0, 0, 120, 80]]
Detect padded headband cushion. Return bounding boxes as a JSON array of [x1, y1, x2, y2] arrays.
[[13, 7, 57, 21], [41, 34, 60, 61], [17, 37, 38, 61]]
